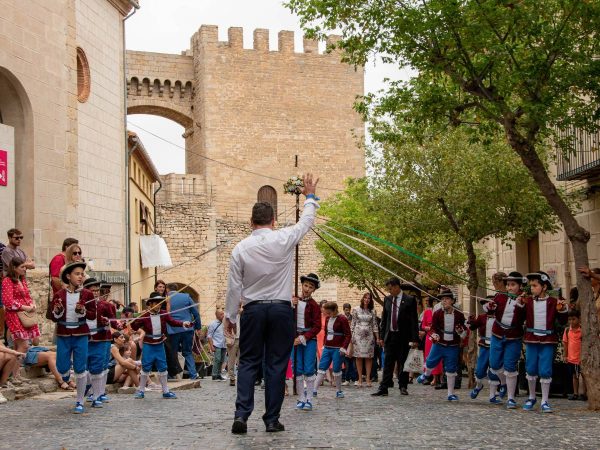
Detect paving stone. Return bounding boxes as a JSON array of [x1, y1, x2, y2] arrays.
[[0, 378, 598, 449]]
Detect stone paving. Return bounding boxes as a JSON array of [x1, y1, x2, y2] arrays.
[[0, 376, 599, 449]]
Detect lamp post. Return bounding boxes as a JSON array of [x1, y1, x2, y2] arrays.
[[285, 175, 304, 396]]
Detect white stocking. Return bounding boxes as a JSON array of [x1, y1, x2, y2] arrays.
[[75, 372, 88, 404], [91, 373, 103, 401], [446, 373, 456, 396], [296, 376, 306, 402], [505, 371, 518, 401], [497, 371, 506, 386], [527, 375, 537, 400], [158, 371, 169, 394], [540, 378, 552, 403], [100, 369, 108, 396], [334, 373, 342, 392], [305, 375, 315, 402], [489, 380, 500, 399], [315, 371, 326, 394], [139, 371, 149, 392], [475, 377, 484, 389]]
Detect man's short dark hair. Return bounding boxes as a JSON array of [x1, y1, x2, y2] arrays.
[[343, 303, 351, 309], [251, 202, 274, 226], [62, 237, 79, 251], [166, 282, 179, 292], [385, 277, 401, 287], [7, 228, 22, 238]]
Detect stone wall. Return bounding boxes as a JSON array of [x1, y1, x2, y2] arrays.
[[157, 179, 363, 316]]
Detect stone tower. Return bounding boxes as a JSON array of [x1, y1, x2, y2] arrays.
[[127, 26, 365, 313]]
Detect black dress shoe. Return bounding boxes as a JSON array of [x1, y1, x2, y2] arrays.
[[371, 389, 388, 396], [399, 387, 408, 395], [435, 383, 447, 390], [266, 421, 285, 433], [213, 375, 226, 381], [231, 417, 247, 434]]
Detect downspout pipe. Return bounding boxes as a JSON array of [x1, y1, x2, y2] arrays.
[[123, 1, 139, 306], [153, 178, 163, 283]]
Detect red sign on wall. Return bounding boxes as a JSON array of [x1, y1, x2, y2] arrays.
[[0, 150, 7, 186]]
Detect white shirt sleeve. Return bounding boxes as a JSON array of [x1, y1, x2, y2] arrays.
[[225, 250, 243, 323], [279, 199, 319, 252]]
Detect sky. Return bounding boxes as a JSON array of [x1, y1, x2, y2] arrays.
[[126, 0, 407, 174]]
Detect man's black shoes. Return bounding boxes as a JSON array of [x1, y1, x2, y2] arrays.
[[266, 421, 285, 433], [213, 375, 226, 381], [371, 388, 388, 396], [399, 387, 409, 395], [231, 417, 247, 434]]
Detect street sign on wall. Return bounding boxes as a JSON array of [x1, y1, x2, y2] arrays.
[[0, 150, 7, 186]]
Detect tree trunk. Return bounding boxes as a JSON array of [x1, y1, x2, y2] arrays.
[[465, 240, 480, 390], [505, 125, 600, 410], [465, 240, 479, 314]]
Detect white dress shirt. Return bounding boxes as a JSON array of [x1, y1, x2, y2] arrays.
[[389, 293, 403, 331], [225, 198, 319, 322]]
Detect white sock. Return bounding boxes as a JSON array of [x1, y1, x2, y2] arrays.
[[424, 367, 433, 377], [158, 371, 169, 394], [296, 376, 306, 402], [527, 376, 537, 400], [100, 369, 108, 396], [91, 374, 103, 401], [489, 381, 500, 399], [475, 378, 484, 389], [305, 376, 315, 402], [334, 373, 342, 392], [75, 372, 88, 404], [540, 378, 552, 404], [497, 371, 506, 386], [446, 373, 456, 396], [505, 372, 518, 401], [139, 371, 149, 392], [315, 372, 325, 394]]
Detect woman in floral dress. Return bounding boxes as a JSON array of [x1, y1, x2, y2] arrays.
[[2, 257, 41, 355], [350, 293, 379, 388]]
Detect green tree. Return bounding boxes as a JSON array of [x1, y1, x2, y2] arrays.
[[287, 0, 600, 409], [318, 129, 558, 313]]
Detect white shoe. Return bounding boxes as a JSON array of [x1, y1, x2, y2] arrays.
[[342, 381, 349, 386], [0, 393, 7, 404], [353, 381, 359, 386]]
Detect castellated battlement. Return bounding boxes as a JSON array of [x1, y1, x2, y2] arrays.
[[192, 25, 342, 56]]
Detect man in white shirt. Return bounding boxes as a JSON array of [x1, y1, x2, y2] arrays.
[[225, 173, 319, 435]]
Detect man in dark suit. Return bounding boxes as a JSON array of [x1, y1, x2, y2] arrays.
[[372, 277, 419, 396]]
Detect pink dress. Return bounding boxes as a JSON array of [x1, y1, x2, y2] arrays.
[[2, 277, 41, 341], [421, 309, 442, 375]]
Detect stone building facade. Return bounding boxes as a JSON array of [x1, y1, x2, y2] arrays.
[[129, 26, 367, 316], [0, 0, 137, 328]]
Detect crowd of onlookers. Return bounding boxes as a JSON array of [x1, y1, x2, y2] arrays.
[[1, 225, 599, 404]]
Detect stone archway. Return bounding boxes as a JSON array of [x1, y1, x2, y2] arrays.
[[170, 283, 199, 302], [0, 67, 34, 253]]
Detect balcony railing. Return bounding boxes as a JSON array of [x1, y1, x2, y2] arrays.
[[556, 125, 600, 181]]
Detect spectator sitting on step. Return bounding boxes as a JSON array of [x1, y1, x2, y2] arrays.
[[109, 332, 140, 388], [0, 341, 24, 389], [22, 344, 74, 391]]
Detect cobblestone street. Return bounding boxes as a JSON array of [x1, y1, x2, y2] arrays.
[[1, 376, 599, 449]]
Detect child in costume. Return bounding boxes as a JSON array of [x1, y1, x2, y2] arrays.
[[417, 290, 466, 402], [521, 271, 568, 413], [468, 296, 502, 403], [131, 292, 192, 399], [487, 272, 527, 409], [50, 261, 96, 414], [314, 301, 351, 401], [84, 278, 117, 406], [291, 273, 322, 411]]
